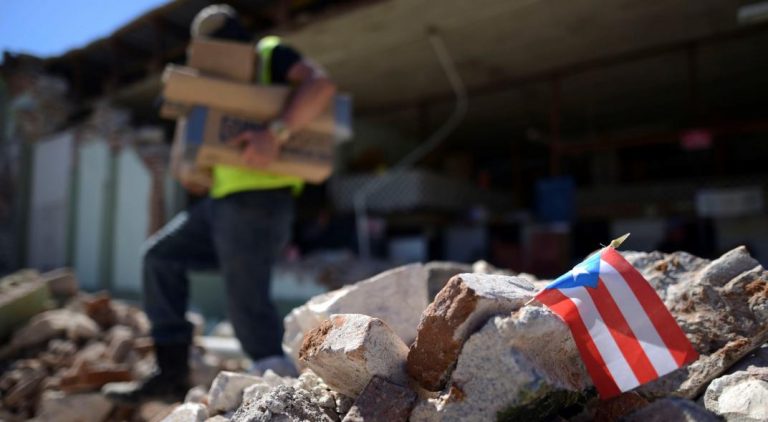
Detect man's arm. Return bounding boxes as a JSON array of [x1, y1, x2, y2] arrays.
[[230, 57, 337, 167], [277, 59, 337, 135]]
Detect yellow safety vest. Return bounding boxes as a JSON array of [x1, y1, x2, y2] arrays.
[[210, 36, 304, 198]]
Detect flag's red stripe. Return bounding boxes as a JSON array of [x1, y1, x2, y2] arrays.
[[602, 248, 699, 366], [536, 288, 622, 398], [588, 277, 659, 384]]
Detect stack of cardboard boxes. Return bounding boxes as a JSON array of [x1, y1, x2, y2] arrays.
[[161, 38, 352, 187]]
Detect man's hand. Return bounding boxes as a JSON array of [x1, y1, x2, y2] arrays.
[[177, 163, 211, 196], [180, 178, 210, 196], [227, 130, 280, 168]]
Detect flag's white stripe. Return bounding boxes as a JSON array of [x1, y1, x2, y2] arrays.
[[559, 286, 640, 392], [599, 260, 680, 376]]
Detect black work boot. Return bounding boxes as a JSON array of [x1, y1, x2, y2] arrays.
[[103, 342, 190, 404]]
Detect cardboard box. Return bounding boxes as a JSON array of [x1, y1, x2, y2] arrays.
[[185, 106, 334, 183], [162, 65, 352, 140], [187, 38, 256, 82], [160, 102, 192, 120], [171, 117, 212, 189]]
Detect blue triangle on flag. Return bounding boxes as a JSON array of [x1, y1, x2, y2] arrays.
[[545, 250, 602, 290]]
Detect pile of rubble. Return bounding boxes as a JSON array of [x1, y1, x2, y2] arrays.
[[0, 269, 246, 422], [163, 247, 768, 422]]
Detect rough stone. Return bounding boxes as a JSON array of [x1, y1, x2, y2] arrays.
[[0, 270, 51, 342], [3, 363, 47, 408], [591, 392, 649, 422], [407, 273, 535, 391], [626, 247, 764, 351], [410, 306, 589, 422], [283, 264, 427, 368], [112, 301, 151, 336], [186, 385, 210, 404], [105, 325, 134, 363], [208, 371, 261, 414], [294, 370, 337, 411], [728, 343, 768, 373], [40, 268, 79, 299], [241, 370, 297, 405], [622, 398, 720, 422], [232, 385, 337, 422], [625, 247, 768, 398], [59, 362, 133, 393], [342, 376, 417, 422], [137, 400, 178, 422], [333, 390, 354, 416], [35, 391, 114, 422], [82, 293, 118, 329], [10, 309, 99, 350], [162, 402, 209, 422], [704, 366, 768, 422], [206, 416, 231, 422], [299, 314, 410, 398]]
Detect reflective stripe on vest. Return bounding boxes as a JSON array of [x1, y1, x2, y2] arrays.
[[257, 35, 281, 85], [210, 35, 304, 199]]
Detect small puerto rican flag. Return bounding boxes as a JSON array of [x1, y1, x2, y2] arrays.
[[535, 235, 699, 399]]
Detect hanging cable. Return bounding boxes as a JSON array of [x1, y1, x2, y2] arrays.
[[354, 30, 468, 260]]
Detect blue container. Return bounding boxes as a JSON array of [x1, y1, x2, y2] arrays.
[[536, 177, 575, 223]]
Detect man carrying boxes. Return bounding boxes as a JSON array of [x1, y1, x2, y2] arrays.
[[104, 4, 340, 403]]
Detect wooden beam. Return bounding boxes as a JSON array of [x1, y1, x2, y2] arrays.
[[111, 37, 153, 60]]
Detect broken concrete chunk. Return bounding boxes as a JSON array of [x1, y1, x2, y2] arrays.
[[697, 246, 760, 287], [105, 325, 134, 363], [410, 306, 588, 422], [162, 402, 209, 422], [185, 385, 209, 404], [342, 376, 417, 422], [589, 392, 649, 421], [35, 391, 114, 422], [0, 270, 51, 342], [625, 246, 768, 399], [232, 385, 337, 422], [208, 371, 261, 414], [241, 370, 297, 405], [704, 366, 768, 422], [729, 343, 768, 373], [3, 365, 47, 408], [299, 314, 410, 398], [82, 293, 119, 329], [407, 273, 535, 391], [283, 264, 427, 368], [622, 398, 720, 422], [293, 370, 335, 410], [333, 390, 354, 416], [59, 359, 133, 393], [40, 268, 79, 299], [10, 309, 99, 350]]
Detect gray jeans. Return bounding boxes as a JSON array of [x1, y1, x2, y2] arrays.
[[142, 189, 293, 360]]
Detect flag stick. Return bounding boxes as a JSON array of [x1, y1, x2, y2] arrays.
[[609, 233, 631, 249], [523, 233, 631, 307]]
